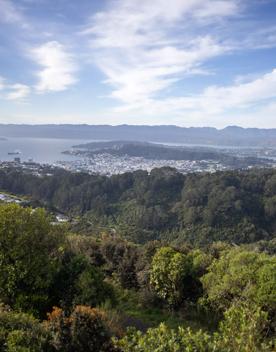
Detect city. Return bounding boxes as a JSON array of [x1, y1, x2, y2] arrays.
[[2, 151, 274, 178], [56, 153, 228, 175]]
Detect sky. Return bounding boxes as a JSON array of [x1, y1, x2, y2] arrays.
[[0, 0, 276, 128]]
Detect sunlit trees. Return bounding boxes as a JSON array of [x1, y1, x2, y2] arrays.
[[150, 247, 193, 306], [115, 304, 273, 352], [214, 303, 272, 352], [201, 248, 276, 313], [116, 323, 213, 352]]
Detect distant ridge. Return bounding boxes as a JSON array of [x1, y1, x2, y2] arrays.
[[0, 124, 276, 147]]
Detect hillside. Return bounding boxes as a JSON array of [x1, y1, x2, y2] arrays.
[[69, 140, 270, 170], [0, 166, 276, 246]]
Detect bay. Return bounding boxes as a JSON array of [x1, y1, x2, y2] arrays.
[[0, 137, 92, 164]]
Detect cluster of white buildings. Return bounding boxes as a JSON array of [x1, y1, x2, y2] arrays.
[[56, 153, 226, 175], [0, 160, 55, 177]]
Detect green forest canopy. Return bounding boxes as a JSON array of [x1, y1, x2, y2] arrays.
[[0, 167, 276, 245], [0, 203, 275, 351]]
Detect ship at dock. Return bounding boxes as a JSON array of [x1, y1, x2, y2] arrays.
[[8, 150, 21, 155]]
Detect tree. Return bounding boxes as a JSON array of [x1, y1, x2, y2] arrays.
[[74, 266, 115, 307], [51, 252, 114, 310], [115, 304, 273, 352], [0, 305, 52, 352], [214, 303, 273, 352], [115, 324, 213, 352], [201, 248, 276, 313], [150, 247, 192, 306], [100, 237, 139, 288], [0, 204, 64, 316]]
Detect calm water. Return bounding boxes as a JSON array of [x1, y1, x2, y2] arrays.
[[0, 137, 91, 164]]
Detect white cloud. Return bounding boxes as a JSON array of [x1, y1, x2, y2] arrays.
[[83, 0, 276, 127], [31, 41, 78, 93], [197, 69, 276, 112], [0, 76, 30, 101], [83, 0, 237, 106], [85, 0, 238, 49], [113, 69, 276, 121], [194, 1, 238, 18], [97, 36, 224, 105], [6, 83, 30, 100]]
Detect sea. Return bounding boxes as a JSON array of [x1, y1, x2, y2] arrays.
[[0, 137, 91, 164]]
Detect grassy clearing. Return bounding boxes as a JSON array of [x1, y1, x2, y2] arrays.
[[123, 306, 204, 331], [113, 287, 214, 332]]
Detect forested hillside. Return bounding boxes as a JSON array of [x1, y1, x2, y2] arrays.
[[0, 167, 276, 245], [0, 204, 275, 351], [0, 168, 275, 351]]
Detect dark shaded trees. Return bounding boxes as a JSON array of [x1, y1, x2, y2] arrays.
[[0, 204, 64, 317]]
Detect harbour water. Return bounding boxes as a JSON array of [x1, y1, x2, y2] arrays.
[[0, 137, 91, 164]]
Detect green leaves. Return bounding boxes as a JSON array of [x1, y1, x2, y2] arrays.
[[150, 247, 192, 306], [0, 204, 64, 316], [201, 248, 276, 313], [116, 323, 213, 352], [115, 304, 273, 352], [0, 307, 52, 352], [214, 303, 272, 352]]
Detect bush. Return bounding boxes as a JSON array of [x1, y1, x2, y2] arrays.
[[150, 247, 193, 307], [201, 248, 276, 313], [215, 303, 274, 352], [0, 306, 51, 352], [45, 305, 116, 352], [115, 303, 274, 352]]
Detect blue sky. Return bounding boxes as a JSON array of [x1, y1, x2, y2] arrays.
[[0, 0, 276, 127]]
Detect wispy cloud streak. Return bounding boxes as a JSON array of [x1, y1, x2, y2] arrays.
[[84, 0, 238, 106], [6, 83, 30, 100], [114, 69, 276, 117], [0, 0, 23, 24]]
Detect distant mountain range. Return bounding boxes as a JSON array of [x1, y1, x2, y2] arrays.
[[0, 124, 276, 147]]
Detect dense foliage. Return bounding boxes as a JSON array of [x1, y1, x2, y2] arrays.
[[150, 247, 194, 307], [0, 205, 114, 317], [0, 205, 64, 316], [0, 165, 275, 350], [201, 248, 276, 313], [0, 306, 52, 352], [116, 304, 273, 352], [1, 167, 276, 246], [44, 305, 116, 352]]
